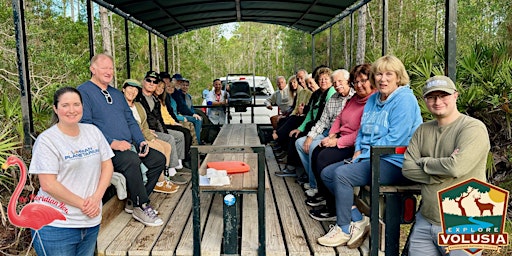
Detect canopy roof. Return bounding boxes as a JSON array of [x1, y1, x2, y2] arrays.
[[93, 0, 370, 38]]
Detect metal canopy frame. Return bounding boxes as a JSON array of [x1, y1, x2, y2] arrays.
[[91, 0, 366, 39], [12, 0, 457, 153]]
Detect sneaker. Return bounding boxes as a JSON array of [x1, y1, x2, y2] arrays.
[[126, 199, 159, 215], [277, 156, 287, 164], [124, 199, 134, 214], [317, 225, 350, 247], [153, 180, 179, 194], [303, 183, 311, 190], [305, 195, 326, 207], [132, 204, 163, 227], [275, 168, 297, 177], [310, 207, 336, 221], [305, 188, 318, 197], [296, 175, 308, 185], [169, 173, 188, 185], [275, 151, 287, 159], [347, 216, 370, 249], [177, 167, 192, 173]]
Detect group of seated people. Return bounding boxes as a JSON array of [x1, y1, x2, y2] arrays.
[[79, 54, 232, 227], [267, 55, 423, 248]]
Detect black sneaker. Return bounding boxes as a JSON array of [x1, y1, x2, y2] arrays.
[[275, 168, 297, 177], [305, 195, 326, 207], [309, 207, 336, 221], [296, 175, 308, 186]]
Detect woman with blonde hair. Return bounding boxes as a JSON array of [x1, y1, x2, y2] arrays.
[[317, 55, 422, 248]]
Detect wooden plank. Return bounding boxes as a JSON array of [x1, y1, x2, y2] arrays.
[[241, 146, 286, 256], [104, 192, 166, 255], [97, 211, 133, 256], [128, 177, 190, 255], [200, 195, 224, 256], [242, 152, 258, 190], [286, 177, 337, 256], [155, 184, 213, 256], [241, 194, 259, 256], [244, 124, 260, 145], [100, 196, 124, 228], [267, 150, 309, 255]]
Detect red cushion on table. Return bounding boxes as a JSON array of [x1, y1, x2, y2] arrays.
[[207, 161, 250, 174]]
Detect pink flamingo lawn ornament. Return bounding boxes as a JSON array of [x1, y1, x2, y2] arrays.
[[3, 155, 66, 255]]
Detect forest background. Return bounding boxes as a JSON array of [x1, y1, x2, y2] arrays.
[[0, 0, 511, 254]]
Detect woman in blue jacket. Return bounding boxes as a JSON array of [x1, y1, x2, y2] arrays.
[[317, 55, 422, 248]]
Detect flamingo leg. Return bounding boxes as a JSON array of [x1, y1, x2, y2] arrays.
[[29, 230, 48, 256]]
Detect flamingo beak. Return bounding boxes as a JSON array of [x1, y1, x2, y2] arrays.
[[2, 162, 8, 170]]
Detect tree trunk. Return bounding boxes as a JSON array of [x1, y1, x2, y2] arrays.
[[109, 12, 117, 87], [367, 4, 376, 49], [397, 0, 403, 46], [154, 34, 160, 72], [71, 0, 75, 21], [356, 5, 367, 65], [176, 35, 180, 73], [341, 21, 349, 69], [99, 6, 111, 55]]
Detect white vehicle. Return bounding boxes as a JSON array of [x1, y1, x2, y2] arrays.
[[219, 74, 275, 96]]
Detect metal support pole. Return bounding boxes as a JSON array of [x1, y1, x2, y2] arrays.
[[329, 26, 332, 68], [124, 18, 131, 78], [148, 31, 153, 71], [223, 192, 240, 254], [311, 34, 315, 69], [445, 0, 457, 82], [87, 0, 94, 59], [256, 147, 266, 256], [384, 193, 401, 255], [191, 147, 201, 256], [164, 39, 169, 72], [12, 0, 33, 149], [350, 12, 354, 68], [382, 0, 388, 56]]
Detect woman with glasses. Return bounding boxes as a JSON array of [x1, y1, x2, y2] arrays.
[[308, 64, 376, 220], [317, 55, 422, 249]]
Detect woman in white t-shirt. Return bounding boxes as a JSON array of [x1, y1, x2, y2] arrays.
[[29, 87, 114, 256]]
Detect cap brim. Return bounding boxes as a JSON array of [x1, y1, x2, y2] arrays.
[[423, 88, 456, 97]]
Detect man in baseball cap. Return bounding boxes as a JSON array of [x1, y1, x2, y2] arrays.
[[403, 75, 490, 255]]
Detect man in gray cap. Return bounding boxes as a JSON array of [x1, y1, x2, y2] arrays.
[[402, 75, 490, 256]]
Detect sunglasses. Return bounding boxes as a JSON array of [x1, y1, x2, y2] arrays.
[[145, 78, 159, 84], [101, 90, 113, 104]]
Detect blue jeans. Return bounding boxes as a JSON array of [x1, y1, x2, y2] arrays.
[[321, 160, 412, 227], [31, 225, 99, 256], [295, 134, 325, 189], [408, 212, 482, 256]]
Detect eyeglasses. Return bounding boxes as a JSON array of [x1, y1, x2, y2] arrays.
[[101, 90, 113, 104], [350, 79, 369, 87], [425, 93, 452, 103], [145, 78, 159, 84]]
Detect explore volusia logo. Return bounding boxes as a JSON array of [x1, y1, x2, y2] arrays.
[[437, 178, 509, 254]]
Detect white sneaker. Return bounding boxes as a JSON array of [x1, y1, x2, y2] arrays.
[[305, 188, 318, 197], [347, 216, 370, 249], [317, 224, 350, 247], [303, 183, 311, 190]]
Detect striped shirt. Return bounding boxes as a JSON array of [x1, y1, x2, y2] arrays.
[[307, 88, 355, 138]]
